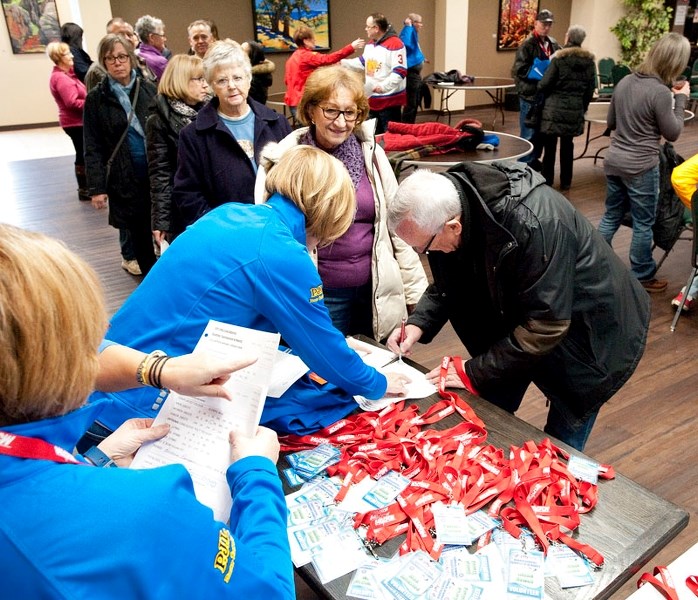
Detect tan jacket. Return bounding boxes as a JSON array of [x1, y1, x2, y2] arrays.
[[255, 120, 428, 341]]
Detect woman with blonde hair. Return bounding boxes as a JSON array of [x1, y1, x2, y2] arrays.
[[47, 41, 89, 201], [0, 223, 293, 598], [598, 32, 691, 292], [146, 54, 210, 245], [89, 146, 409, 436], [257, 64, 428, 342]]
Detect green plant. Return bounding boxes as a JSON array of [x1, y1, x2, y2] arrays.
[[611, 0, 673, 68]]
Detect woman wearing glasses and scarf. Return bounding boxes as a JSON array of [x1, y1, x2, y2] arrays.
[[84, 34, 158, 275], [172, 40, 291, 227], [256, 65, 427, 342]]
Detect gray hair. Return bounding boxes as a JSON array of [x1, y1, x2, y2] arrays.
[[203, 39, 252, 83], [389, 170, 462, 234], [134, 15, 164, 44], [566, 25, 586, 46]]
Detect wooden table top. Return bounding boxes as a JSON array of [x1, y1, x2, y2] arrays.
[[282, 350, 688, 600]]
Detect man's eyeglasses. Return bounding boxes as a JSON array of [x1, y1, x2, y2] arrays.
[[104, 54, 129, 65], [318, 106, 359, 122], [418, 231, 438, 254], [213, 76, 246, 88]]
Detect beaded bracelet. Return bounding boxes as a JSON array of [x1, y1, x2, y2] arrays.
[[136, 350, 167, 388]]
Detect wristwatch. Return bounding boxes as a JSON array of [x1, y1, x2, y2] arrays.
[[83, 446, 117, 468]]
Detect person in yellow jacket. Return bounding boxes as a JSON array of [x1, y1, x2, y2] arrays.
[[670, 153, 698, 310]]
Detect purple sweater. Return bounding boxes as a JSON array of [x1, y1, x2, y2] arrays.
[[318, 170, 375, 287], [137, 43, 168, 80]]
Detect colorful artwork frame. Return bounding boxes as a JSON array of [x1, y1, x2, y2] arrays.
[[497, 0, 539, 51], [252, 0, 330, 53], [2, 0, 61, 54]]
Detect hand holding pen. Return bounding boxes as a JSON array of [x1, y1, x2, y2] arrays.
[[387, 321, 424, 357]]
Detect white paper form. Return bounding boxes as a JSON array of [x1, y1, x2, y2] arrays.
[[130, 320, 280, 522], [355, 360, 437, 411]]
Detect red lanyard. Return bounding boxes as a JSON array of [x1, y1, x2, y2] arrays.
[[0, 431, 82, 465], [534, 32, 552, 58], [638, 567, 698, 599], [279, 355, 614, 565]]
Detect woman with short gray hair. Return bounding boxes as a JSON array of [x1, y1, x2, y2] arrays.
[[172, 39, 291, 227]]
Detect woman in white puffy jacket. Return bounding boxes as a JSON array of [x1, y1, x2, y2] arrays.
[[256, 65, 427, 342]]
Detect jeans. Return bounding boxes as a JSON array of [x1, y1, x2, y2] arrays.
[[120, 228, 136, 261], [478, 376, 599, 451], [322, 283, 373, 338], [518, 97, 539, 164], [598, 167, 660, 281]]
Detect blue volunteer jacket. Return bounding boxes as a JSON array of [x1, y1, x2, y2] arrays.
[[91, 193, 387, 432], [0, 401, 294, 599]]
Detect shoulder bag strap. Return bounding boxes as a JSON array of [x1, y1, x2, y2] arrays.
[[106, 77, 141, 181]]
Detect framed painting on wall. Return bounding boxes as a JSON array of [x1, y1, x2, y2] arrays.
[[2, 0, 61, 54], [252, 0, 330, 53], [497, 0, 539, 51]]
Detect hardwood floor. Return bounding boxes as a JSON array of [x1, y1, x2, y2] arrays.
[[1, 107, 696, 599]]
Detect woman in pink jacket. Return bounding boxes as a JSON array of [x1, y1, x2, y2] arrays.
[[47, 41, 88, 200]]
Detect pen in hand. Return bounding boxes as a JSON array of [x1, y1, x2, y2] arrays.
[[398, 317, 406, 363]]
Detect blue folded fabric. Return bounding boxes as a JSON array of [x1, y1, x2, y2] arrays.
[[482, 133, 500, 146]]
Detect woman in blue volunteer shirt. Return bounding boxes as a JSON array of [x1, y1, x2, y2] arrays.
[[0, 223, 294, 599], [91, 146, 409, 436]]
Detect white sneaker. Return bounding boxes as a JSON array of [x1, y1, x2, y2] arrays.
[[121, 259, 142, 276]]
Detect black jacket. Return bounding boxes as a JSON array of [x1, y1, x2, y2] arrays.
[[537, 45, 597, 137], [512, 32, 560, 101], [145, 94, 204, 234], [408, 161, 650, 419], [83, 75, 158, 229]]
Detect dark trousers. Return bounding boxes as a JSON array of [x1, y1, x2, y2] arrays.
[[370, 105, 402, 135], [62, 126, 84, 167], [402, 64, 423, 124], [541, 133, 574, 188], [125, 220, 157, 276]]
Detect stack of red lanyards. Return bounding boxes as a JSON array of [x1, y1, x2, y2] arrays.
[[280, 357, 615, 566]]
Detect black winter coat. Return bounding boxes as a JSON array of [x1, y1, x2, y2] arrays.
[[511, 32, 560, 101], [145, 94, 204, 234], [537, 45, 596, 137], [83, 75, 157, 229], [408, 161, 650, 420]]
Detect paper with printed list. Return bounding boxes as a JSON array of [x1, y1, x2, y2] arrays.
[[130, 320, 280, 523]]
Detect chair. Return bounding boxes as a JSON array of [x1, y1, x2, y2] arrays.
[[670, 190, 698, 331], [611, 64, 631, 86], [597, 57, 615, 87]]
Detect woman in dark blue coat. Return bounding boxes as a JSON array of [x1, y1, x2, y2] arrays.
[[172, 39, 291, 227]]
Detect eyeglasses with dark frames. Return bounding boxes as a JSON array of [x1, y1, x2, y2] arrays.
[[104, 54, 130, 65], [318, 106, 359, 122]]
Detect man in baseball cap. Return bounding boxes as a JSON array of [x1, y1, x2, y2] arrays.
[[536, 9, 554, 23], [511, 8, 559, 166]]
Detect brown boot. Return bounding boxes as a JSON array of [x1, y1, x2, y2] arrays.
[[75, 165, 90, 201]]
